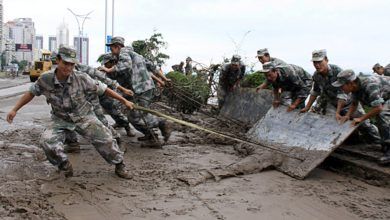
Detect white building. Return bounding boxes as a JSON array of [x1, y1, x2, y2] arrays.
[[0, 0, 3, 52], [4, 18, 36, 63], [56, 21, 69, 48], [73, 36, 89, 65], [48, 36, 57, 52]]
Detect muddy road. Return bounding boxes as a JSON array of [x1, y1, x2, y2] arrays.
[[0, 83, 389, 220]]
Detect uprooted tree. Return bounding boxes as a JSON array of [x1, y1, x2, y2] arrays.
[[132, 32, 170, 66]]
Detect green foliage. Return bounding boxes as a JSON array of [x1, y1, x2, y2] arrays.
[[132, 32, 170, 66], [241, 71, 268, 88], [164, 71, 211, 114], [18, 60, 28, 71]]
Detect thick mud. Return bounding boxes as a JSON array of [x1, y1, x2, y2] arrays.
[[0, 97, 389, 219]]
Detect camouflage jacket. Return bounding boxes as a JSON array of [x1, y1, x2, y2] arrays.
[[126, 50, 155, 94], [352, 76, 390, 107], [268, 64, 312, 99], [76, 63, 119, 90], [109, 52, 133, 90], [219, 63, 246, 90], [311, 64, 349, 104], [270, 57, 287, 67], [185, 63, 193, 75], [29, 69, 107, 122], [384, 64, 390, 77]]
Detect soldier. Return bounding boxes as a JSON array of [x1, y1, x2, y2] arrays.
[[185, 57, 193, 76], [102, 37, 172, 148], [255, 48, 287, 92], [301, 49, 381, 144], [372, 63, 390, 76], [172, 62, 184, 73], [218, 55, 245, 109], [6, 46, 134, 179], [332, 70, 390, 165], [260, 62, 312, 112]]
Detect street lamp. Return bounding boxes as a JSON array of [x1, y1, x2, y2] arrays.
[[67, 8, 93, 64]]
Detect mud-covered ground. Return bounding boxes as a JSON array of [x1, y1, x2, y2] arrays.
[[0, 94, 389, 220]]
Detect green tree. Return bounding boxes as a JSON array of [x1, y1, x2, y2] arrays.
[[18, 60, 28, 71], [132, 32, 169, 66]]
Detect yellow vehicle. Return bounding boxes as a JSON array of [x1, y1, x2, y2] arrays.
[[29, 50, 52, 82]]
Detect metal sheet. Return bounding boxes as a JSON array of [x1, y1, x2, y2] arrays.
[[219, 88, 273, 125], [246, 106, 358, 179]]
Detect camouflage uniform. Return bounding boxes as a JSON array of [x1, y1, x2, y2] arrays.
[[269, 57, 287, 67], [76, 64, 129, 130], [384, 64, 390, 77], [30, 70, 123, 167], [311, 64, 381, 143], [218, 58, 246, 108], [351, 76, 390, 145], [123, 49, 161, 136], [266, 63, 312, 108]]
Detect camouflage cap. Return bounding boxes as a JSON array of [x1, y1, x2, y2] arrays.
[[260, 61, 276, 73], [231, 55, 241, 65], [331, 69, 357, 87], [256, 48, 269, 57], [105, 36, 125, 47], [58, 45, 78, 64], [311, 49, 327, 62], [186, 57, 192, 62], [372, 63, 382, 71]]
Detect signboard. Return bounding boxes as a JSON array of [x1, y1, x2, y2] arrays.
[[15, 44, 32, 52], [106, 35, 112, 52]]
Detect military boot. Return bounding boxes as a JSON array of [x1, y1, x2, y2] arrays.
[[141, 139, 162, 149], [125, 126, 136, 137], [115, 162, 132, 179], [379, 144, 390, 165], [64, 142, 81, 153], [137, 131, 157, 141], [59, 160, 73, 178], [158, 120, 172, 142]]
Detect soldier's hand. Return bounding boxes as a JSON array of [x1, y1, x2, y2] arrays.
[[123, 89, 134, 97], [336, 113, 349, 124], [124, 101, 134, 110], [256, 86, 262, 93], [287, 104, 296, 112], [351, 117, 363, 127], [6, 110, 16, 124], [272, 100, 280, 108], [300, 107, 310, 113]]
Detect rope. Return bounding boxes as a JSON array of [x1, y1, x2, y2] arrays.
[[133, 104, 304, 161]]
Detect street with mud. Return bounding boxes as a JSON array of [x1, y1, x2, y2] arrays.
[[0, 78, 389, 220]]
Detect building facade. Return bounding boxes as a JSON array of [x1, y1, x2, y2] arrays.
[[56, 21, 69, 48], [73, 36, 89, 65], [48, 36, 57, 52], [4, 18, 36, 63]]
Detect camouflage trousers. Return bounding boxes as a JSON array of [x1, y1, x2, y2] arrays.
[[99, 95, 129, 128], [127, 89, 160, 135], [40, 114, 124, 167], [376, 100, 390, 145], [321, 99, 382, 143], [65, 95, 120, 144], [217, 86, 228, 109]]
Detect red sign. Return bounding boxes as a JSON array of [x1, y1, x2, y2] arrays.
[[15, 44, 32, 52]]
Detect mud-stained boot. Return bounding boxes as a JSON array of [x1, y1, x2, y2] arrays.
[[141, 139, 162, 149], [64, 142, 81, 153], [159, 120, 172, 142], [137, 131, 157, 141], [59, 160, 73, 178], [115, 162, 132, 179], [125, 126, 136, 137], [379, 145, 390, 165]]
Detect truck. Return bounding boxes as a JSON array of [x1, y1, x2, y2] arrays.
[[29, 50, 52, 82]]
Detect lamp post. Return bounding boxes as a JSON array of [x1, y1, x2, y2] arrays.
[[67, 8, 93, 64]]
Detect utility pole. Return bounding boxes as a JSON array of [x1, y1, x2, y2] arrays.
[[67, 8, 93, 64], [104, 0, 115, 52]]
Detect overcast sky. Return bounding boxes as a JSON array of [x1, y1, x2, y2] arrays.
[[4, 0, 390, 73]]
